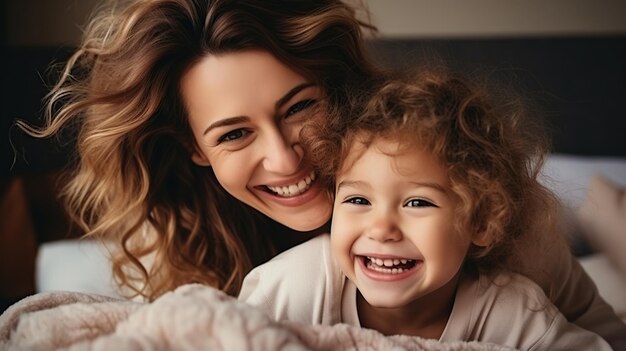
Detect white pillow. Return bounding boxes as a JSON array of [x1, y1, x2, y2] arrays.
[[539, 154, 626, 208], [36, 239, 123, 298]]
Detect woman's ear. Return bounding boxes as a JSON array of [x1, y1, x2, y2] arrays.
[[191, 151, 211, 167]]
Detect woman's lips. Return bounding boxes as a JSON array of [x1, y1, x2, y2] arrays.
[[254, 172, 324, 207], [264, 171, 316, 197]]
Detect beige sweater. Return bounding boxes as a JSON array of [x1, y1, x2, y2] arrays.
[[240, 234, 615, 351]]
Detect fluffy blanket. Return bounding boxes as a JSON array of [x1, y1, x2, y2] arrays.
[[0, 284, 513, 351]]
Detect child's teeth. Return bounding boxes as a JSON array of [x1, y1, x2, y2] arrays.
[[366, 257, 416, 269]]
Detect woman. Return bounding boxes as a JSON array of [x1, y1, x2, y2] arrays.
[[24, 0, 373, 298], [21, 0, 625, 347]]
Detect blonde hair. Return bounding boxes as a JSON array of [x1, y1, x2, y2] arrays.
[[306, 66, 561, 275], [18, 0, 376, 299]]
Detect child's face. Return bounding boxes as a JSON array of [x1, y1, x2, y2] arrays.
[[330, 138, 471, 309]]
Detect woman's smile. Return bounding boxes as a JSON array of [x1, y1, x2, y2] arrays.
[[263, 170, 316, 197], [254, 171, 324, 207]]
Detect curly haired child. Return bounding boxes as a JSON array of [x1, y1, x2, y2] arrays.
[[239, 67, 613, 350]]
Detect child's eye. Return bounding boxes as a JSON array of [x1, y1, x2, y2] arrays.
[[344, 197, 370, 206], [218, 128, 250, 143], [285, 99, 317, 117], [404, 199, 437, 208]]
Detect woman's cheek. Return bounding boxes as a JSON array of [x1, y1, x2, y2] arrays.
[[212, 153, 253, 199]]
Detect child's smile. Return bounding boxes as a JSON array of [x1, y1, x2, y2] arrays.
[[357, 255, 422, 281]]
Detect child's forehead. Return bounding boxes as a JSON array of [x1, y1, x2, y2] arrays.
[[338, 134, 429, 174]]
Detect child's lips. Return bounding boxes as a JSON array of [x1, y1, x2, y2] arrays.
[[363, 255, 418, 269], [356, 255, 423, 280]]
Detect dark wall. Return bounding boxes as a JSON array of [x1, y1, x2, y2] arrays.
[[3, 47, 75, 177], [368, 37, 626, 157]]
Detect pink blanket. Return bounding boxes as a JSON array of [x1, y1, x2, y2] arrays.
[[0, 284, 512, 351]]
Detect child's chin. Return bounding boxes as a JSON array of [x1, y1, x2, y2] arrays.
[[361, 291, 407, 309]]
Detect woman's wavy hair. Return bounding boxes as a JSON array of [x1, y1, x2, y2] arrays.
[[305, 66, 561, 275], [18, 0, 377, 299]]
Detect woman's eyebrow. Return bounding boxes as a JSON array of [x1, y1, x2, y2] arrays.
[[203, 116, 249, 135], [275, 82, 316, 109], [202, 82, 315, 135]]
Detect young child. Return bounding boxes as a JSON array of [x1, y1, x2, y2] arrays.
[[238, 68, 612, 350]]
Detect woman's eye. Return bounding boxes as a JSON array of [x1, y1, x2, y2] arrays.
[[218, 129, 249, 143], [344, 197, 370, 206], [286, 99, 317, 117], [404, 199, 437, 208]]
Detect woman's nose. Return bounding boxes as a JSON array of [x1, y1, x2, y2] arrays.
[[262, 136, 303, 175], [366, 216, 402, 243]]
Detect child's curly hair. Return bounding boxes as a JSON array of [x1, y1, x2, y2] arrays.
[[304, 65, 560, 274]]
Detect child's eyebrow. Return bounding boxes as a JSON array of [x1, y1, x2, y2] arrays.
[[336, 180, 371, 192], [407, 181, 448, 194]]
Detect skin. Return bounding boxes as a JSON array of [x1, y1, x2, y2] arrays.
[[331, 138, 477, 338], [181, 50, 333, 232]]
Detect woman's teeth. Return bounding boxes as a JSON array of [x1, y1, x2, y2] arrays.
[[267, 171, 315, 197], [365, 256, 417, 274]]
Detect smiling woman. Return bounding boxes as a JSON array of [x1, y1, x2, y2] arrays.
[[17, 0, 376, 299], [181, 51, 331, 231]]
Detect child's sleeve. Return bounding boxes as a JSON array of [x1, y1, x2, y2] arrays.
[[463, 273, 613, 350], [238, 234, 343, 325], [529, 306, 614, 351]]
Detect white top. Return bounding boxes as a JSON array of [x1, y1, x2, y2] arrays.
[[239, 234, 612, 351]]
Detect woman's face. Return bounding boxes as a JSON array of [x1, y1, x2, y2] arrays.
[[181, 50, 332, 231]]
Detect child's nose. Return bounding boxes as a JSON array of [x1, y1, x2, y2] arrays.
[[366, 217, 402, 243]]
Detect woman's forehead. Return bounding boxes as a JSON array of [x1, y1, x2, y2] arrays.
[[181, 50, 316, 128]]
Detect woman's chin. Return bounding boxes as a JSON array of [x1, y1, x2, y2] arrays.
[[262, 187, 332, 233], [275, 211, 331, 233]]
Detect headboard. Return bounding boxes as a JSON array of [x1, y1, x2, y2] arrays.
[[367, 36, 626, 157]]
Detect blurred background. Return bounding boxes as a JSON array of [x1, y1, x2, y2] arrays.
[[2, 0, 625, 311]]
